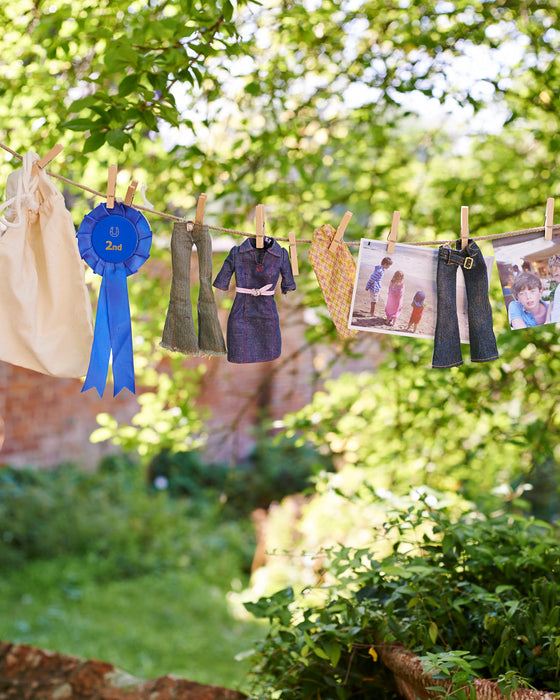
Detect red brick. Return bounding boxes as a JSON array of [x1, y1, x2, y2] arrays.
[[0, 255, 382, 469]]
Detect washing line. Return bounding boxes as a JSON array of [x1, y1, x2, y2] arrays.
[[0, 141, 557, 247]]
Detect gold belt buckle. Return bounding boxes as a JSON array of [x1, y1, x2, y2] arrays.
[[464, 256, 474, 269]]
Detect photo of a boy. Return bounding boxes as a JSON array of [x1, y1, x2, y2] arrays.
[[546, 254, 560, 324], [365, 256, 392, 317], [508, 272, 548, 329]]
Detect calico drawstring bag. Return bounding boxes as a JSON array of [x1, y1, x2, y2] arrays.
[[0, 152, 93, 377]]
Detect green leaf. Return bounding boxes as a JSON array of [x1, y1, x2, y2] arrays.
[[63, 118, 94, 131], [82, 130, 107, 154], [245, 81, 261, 96], [313, 646, 330, 661], [223, 0, 234, 21], [428, 621, 438, 645], [328, 642, 341, 667], [143, 110, 158, 131], [441, 534, 454, 554], [118, 74, 139, 97], [67, 96, 97, 112], [106, 129, 129, 150]]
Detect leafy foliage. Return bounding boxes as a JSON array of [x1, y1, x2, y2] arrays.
[[0, 458, 254, 579], [0, 455, 262, 690], [3, 5, 560, 695], [1, 0, 244, 154], [279, 314, 560, 514], [245, 585, 401, 700], [353, 506, 560, 692], [3, 0, 560, 461], [90, 358, 209, 459], [146, 435, 333, 516], [244, 501, 560, 699]]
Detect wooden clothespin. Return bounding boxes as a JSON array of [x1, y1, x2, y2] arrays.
[[255, 204, 265, 249], [545, 197, 554, 241], [329, 210, 353, 253], [288, 231, 299, 276], [31, 143, 63, 177], [460, 206, 469, 249], [106, 164, 118, 209], [195, 193, 207, 225], [387, 211, 400, 254], [124, 180, 138, 207]]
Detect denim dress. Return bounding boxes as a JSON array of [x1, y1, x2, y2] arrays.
[[213, 238, 296, 363]]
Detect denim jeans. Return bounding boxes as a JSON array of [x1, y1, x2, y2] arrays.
[[161, 221, 226, 356], [432, 240, 499, 368]]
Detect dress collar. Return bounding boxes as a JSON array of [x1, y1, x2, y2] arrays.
[[239, 237, 281, 257]]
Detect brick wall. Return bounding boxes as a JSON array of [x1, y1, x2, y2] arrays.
[[0, 252, 381, 470], [196, 295, 320, 464], [0, 362, 138, 469]]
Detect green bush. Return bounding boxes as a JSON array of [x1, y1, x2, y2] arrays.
[[147, 436, 333, 517], [147, 449, 230, 499], [244, 499, 560, 699], [239, 435, 334, 511], [0, 458, 254, 579]]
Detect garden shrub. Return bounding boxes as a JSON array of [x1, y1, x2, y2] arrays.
[[244, 499, 560, 699], [240, 434, 334, 510], [0, 459, 254, 579], [236, 475, 468, 605], [147, 436, 333, 517], [147, 449, 230, 499]]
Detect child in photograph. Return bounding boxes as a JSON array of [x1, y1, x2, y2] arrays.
[[508, 272, 548, 329], [385, 270, 405, 326], [365, 256, 392, 316], [546, 254, 560, 324], [406, 290, 425, 333], [502, 273, 514, 298]]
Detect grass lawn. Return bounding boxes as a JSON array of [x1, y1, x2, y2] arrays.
[[0, 556, 264, 693]]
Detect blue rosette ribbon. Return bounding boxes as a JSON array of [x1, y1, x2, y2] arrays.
[[77, 202, 152, 397]]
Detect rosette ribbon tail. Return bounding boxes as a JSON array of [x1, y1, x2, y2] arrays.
[[82, 267, 135, 397]]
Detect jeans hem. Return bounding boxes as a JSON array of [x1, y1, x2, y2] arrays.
[[432, 359, 464, 368], [199, 348, 227, 357], [159, 341, 202, 357], [471, 354, 500, 363]]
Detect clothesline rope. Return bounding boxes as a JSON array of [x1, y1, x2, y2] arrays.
[[1, 141, 558, 247]]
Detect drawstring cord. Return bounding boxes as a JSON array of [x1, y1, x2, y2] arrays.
[[0, 153, 41, 232]]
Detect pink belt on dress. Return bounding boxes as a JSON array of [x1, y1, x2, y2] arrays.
[[235, 284, 275, 296]]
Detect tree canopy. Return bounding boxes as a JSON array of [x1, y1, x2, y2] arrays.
[[2, 0, 560, 507], [2, 0, 559, 231]]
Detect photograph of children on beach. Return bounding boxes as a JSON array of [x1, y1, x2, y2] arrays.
[[349, 239, 493, 342], [492, 230, 560, 330]]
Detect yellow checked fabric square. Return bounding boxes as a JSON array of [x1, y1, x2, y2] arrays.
[[309, 224, 357, 339]]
